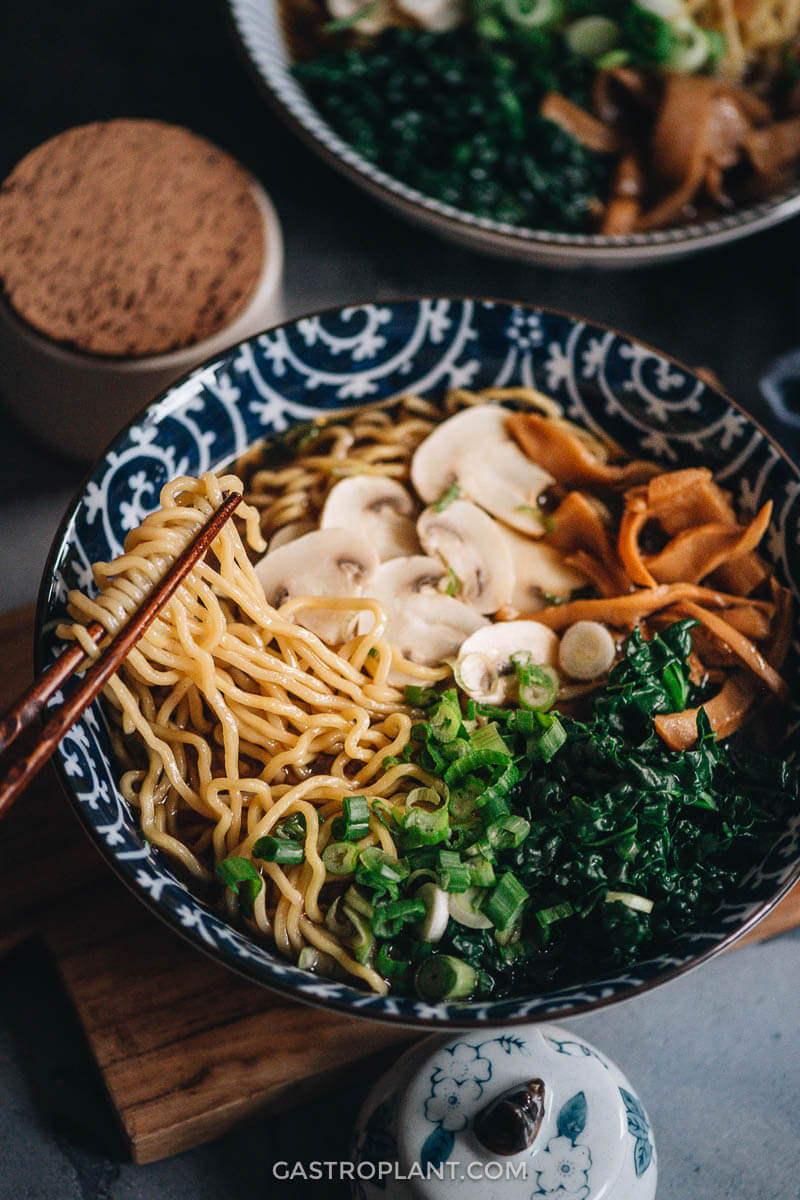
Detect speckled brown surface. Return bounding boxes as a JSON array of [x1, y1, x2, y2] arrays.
[[0, 119, 265, 357]]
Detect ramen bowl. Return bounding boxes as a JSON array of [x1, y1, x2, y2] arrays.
[[226, 0, 800, 269], [36, 298, 800, 1027]]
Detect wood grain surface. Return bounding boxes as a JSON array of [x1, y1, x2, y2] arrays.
[[0, 605, 796, 1162]]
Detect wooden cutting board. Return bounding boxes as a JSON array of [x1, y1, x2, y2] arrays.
[[0, 605, 797, 1163]]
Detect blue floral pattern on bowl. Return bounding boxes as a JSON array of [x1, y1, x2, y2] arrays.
[[36, 297, 800, 1028]]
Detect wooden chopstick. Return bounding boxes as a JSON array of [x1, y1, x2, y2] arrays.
[[0, 491, 242, 820], [0, 621, 105, 756]]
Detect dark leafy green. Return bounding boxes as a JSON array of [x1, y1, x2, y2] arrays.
[[294, 27, 611, 232]]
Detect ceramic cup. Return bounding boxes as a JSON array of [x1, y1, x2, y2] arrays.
[[0, 179, 284, 460]]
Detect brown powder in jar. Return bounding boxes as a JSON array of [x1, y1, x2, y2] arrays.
[[0, 119, 266, 357]]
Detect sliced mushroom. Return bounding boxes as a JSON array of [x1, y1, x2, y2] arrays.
[[268, 518, 315, 552], [417, 499, 514, 614], [366, 555, 486, 681], [499, 525, 587, 611], [455, 620, 560, 705], [254, 528, 379, 644], [321, 476, 419, 562], [410, 405, 554, 536]]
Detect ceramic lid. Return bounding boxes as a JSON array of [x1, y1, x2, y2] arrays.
[[397, 1026, 627, 1200]]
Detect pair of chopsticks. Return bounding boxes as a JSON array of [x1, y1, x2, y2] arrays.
[[0, 492, 242, 821]]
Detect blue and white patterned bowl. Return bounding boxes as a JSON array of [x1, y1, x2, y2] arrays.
[[226, 0, 800, 268], [36, 298, 800, 1026]]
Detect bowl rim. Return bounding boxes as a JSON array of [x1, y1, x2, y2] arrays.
[[35, 294, 800, 1027], [222, 0, 800, 265]]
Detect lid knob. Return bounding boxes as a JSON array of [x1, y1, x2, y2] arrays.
[[472, 1078, 545, 1156]]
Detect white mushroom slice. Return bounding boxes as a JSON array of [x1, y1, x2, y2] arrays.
[[410, 405, 554, 536], [559, 620, 616, 681], [395, 0, 463, 29], [254, 528, 379, 644], [321, 476, 419, 562], [455, 620, 560, 705], [366, 556, 486, 680], [417, 500, 514, 614], [268, 519, 315, 553], [369, 554, 448, 600], [499, 525, 587, 611]]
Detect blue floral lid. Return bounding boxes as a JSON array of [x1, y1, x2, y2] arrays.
[[392, 1026, 655, 1200]]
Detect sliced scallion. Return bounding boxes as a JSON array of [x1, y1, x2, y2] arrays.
[[437, 848, 471, 893], [484, 871, 528, 933], [430, 690, 463, 743], [487, 815, 531, 851], [252, 836, 305, 865], [433, 482, 461, 512], [377, 941, 410, 978], [404, 685, 438, 708], [215, 857, 263, 912], [605, 891, 654, 913], [469, 721, 511, 756], [322, 841, 359, 875], [415, 954, 477, 1001], [372, 897, 426, 938]]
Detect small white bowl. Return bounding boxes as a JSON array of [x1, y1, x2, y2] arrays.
[[0, 179, 285, 460]]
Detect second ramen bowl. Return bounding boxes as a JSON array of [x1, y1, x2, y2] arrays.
[[36, 298, 800, 1027]]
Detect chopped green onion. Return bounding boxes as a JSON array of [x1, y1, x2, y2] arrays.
[[275, 812, 307, 842], [333, 795, 370, 841], [467, 854, 496, 888], [415, 954, 477, 1001], [527, 713, 567, 762], [476, 760, 520, 809], [564, 14, 622, 58], [484, 871, 528, 933], [444, 567, 460, 597], [404, 685, 437, 707], [469, 721, 511, 756], [519, 665, 559, 712], [377, 941, 410, 978], [373, 897, 426, 938], [344, 885, 374, 919], [535, 901, 574, 942], [322, 841, 359, 875], [252, 836, 305, 865], [444, 749, 511, 787], [500, 0, 562, 29], [343, 905, 374, 963], [297, 946, 344, 978], [476, 791, 511, 824], [402, 803, 450, 849], [487, 815, 531, 850], [595, 47, 631, 69], [433, 482, 460, 512], [449, 785, 481, 823], [215, 857, 263, 912], [448, 887, 493, 929], [372, 799, 400, 831], [356, 847, 409, 893], [438, 849, 471, 893], [605, 891, 654, 913], [430, 690, 463, 743], [416, 881, 450, 941]]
